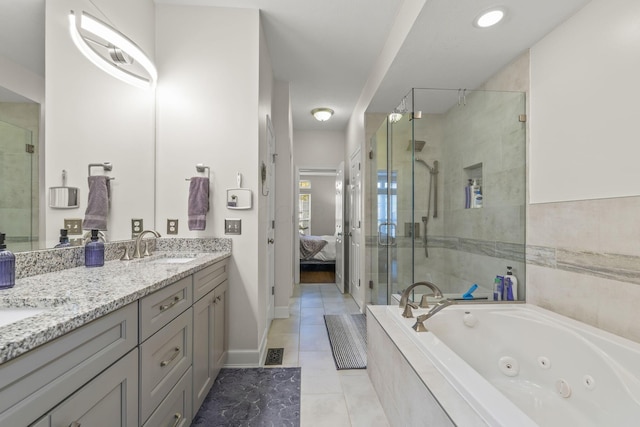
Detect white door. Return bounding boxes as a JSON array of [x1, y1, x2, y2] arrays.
[[349, 149, 362, 310], [335, 162, 345, 293], [266, 116, 276, 322]]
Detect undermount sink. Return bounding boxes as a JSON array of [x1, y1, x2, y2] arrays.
[[0, 308, 45, 328], [150, 257, 197, 264]]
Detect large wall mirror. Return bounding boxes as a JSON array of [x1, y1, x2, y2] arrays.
[[0, 0, 157, 251]]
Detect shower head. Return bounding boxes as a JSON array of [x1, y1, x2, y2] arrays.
[[407, 140, 426, 152], [416, 157, 438, 174]]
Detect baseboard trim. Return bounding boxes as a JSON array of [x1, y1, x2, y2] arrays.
[[275, 306, 290, 318]]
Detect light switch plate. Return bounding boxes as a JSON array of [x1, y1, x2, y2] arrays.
[[167, 219, 179, 235], [225, 219, 241, 235], [131, 218, 143, 238], [64, 219, 83, 235]]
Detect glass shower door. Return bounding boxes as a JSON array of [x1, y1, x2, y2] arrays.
[[0, 120, 35, 251], [368, 109, 415, 304]]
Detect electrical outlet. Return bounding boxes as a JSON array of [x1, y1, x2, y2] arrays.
[[64, 219, 83, 235], [131, 218, 143, 238], [225, 219, 241, 235], [167, 219, 179, 235]]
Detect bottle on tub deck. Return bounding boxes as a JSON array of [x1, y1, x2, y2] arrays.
[[505, 266, 518, 301], [0, 233, 16, 289], [85, 229, 105, 267]]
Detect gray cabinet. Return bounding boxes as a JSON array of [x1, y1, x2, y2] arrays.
[[0, 303, 138, 427], [35, 348, 139, 427], [138, 272, 195, 426], [192, 260, 228, 415], [142, 367, 192, 427]]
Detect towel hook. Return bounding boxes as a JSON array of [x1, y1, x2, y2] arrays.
[[185, 163, 211, 181], [88, 162, 115, 180]]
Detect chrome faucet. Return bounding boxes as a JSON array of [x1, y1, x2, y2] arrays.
[[133, 230, 161, 258], [412, 299, 455, 332], [398, 281, 444, 318]]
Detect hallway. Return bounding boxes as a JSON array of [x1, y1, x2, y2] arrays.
[[265, 283, 390, 427]]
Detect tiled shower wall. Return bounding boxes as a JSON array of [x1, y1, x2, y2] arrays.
[[0, 103, 40, 252]]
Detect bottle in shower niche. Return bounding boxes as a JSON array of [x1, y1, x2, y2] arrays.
[[505, 266, 518, 301], [465, 179, 473, 209], [85, 229, 104, 267], [0, 233, 16, 289], [54, 229, 71, 248], [471, 179, 483, 208]]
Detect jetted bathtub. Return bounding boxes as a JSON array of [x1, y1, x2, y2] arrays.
[[375, 303, 640, 426]]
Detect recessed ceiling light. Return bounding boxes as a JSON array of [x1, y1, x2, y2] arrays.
[[475, 8, 505, 28], [311, 108, 334, 122]]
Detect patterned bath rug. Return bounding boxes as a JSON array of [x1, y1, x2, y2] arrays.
[[191, 367, 301, 427], [323, 313, 367, 369]]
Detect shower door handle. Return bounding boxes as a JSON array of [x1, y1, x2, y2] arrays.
[[378, 223, 396, 246]]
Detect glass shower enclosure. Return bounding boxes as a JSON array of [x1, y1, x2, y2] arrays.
[[368, 88, 526, 304]]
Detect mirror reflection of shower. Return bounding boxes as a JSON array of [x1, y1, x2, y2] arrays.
[[413, 140, 438, 258]]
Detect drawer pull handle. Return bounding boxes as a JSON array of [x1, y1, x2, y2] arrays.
[[172, 412, 182, 427], [161, 346, 181, 367], [159, 295, 180, 311]]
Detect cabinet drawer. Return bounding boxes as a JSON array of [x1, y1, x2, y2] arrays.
[[140, 308, 192, 424], [193, 260, 228, 302], [0, 303, 138, 427], [49, 348, 138, 427], [140, 275, 192, 341], [143, 367, 192, 427]]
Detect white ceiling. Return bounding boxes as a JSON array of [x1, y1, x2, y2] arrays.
[[1, 0, 592, 128]]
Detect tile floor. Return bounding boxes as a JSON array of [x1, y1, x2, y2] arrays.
[[265, 282, 391, 427]]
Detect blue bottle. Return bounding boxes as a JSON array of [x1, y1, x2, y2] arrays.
[[0, 233, 16, 289], [85, 229, 104, 267], [54, 229, 71, 248]]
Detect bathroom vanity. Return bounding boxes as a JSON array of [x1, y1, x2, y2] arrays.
[[0, 248, 230, 427]]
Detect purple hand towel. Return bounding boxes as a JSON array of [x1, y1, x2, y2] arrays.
[[188, 177, 210, 230], [82, 176, 111, 230]]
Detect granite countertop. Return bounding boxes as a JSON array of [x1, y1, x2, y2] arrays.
[[0, 250, 231, 365]]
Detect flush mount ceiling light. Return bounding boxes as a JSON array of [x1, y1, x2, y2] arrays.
[[311, 108, 334, 122], [69, 10, 158, 89], [474, 8, 505, 28]]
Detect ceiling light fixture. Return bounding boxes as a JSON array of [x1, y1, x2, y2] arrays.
[[311, 108, 334, 122], [474, 8, 505, 28], [69, 11, 158, 89]]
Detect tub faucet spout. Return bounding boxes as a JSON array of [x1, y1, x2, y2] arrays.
[[399, 281, 443, 317], [412, 299, 455, 332]]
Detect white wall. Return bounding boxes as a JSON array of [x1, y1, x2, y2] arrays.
[[0, 55, 44, 105], [156, 5, 270, 365], [293, 130, 346, 169], [530, 0, 640, 203], [527, 0, 640, 342], [46, 0, 156, 246]]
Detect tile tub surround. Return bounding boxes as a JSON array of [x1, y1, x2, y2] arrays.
[[367, 305, 487, 426], [527, 196, 640, 344], [0, 249, 230, 364], [14, 237, 231, 279]]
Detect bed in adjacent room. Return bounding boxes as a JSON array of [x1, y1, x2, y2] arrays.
[[299, 235, 336, 283]]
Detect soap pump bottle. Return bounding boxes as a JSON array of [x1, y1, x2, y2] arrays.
[[85, 229, 104, 267], [505, 266, 518, 301], [54, 229, 71, 248], [0, 233, 16, 289]]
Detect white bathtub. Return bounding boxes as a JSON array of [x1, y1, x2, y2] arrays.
[[379, 303, 640, 427]]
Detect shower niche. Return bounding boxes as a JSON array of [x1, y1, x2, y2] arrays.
[[464, 163, 483, 209]]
